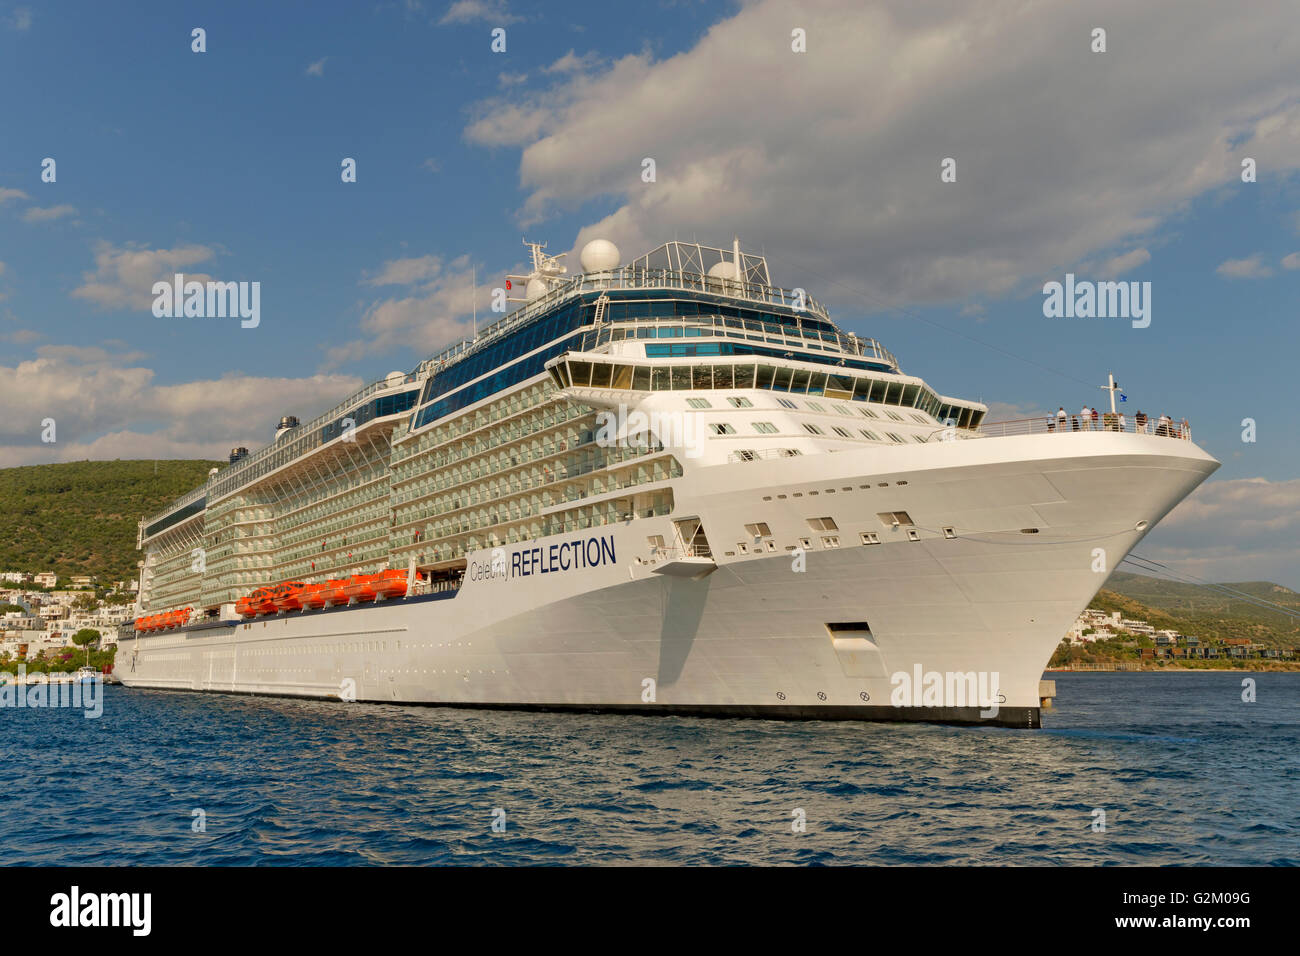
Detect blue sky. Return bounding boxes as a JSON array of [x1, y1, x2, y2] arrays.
[[2, 0, 1299, 587]]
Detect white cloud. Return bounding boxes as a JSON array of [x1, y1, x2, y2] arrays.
[[1099, 248, 1151, 277], [305, 57, 327, 77], [1281, 252, 1300, 270], [464, 0, 1300, 307], [70, 241, 217, 311], [0, 187, 30, 204], [323, 252, 488, 369], [22, 204, 76, 223], [543, 50, 600, 74], [497, 71, 528, 88], [1138, 477, 1300, 590], [1216, 254, 1272, 279], [9, 7, 31, 31], [439, 0, 520, 25], [0, 345, 363, 466]]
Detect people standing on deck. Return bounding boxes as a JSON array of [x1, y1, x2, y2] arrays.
[[1091, 407, 1100, 429], [1118, 412, 1127, 432], [1156, 413, 1171, 436], [1181, 417, 1189, 438], [1057, 407, 1068, 431], [1135, 411, 1147, 434], [1080, 405, 1092, 430], [1046, 413, 1056, 432]]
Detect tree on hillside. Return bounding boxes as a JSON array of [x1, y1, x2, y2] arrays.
[[72, 593, 98, 613], [71, 628, 101, 649]]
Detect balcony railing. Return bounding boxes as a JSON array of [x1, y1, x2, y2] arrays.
[[976, 414, 1192, 441]]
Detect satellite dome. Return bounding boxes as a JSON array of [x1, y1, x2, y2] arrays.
[[580, 239, 620, 273], [385, 370, 405, 386], [526, 277, 549, 301], [708, 260, 739, 280]]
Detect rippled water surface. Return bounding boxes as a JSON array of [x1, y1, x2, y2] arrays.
[[2, 673, 1296, 865]]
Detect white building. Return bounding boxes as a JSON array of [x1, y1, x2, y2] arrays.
[[32, 572, 58, 588]]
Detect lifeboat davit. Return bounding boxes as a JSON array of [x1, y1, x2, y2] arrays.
[[299, 583, 328, 609], [320, 580, 349, 606], [272, 581, 307, 612], [373, 569, 408, 599], [343, 574, 378, 603]]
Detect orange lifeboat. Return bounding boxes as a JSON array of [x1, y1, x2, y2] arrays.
[[166, 610, 183, 629], [299, 583, 328, 609], [235, 596, 257, 618], [320, 580, 349, 606], [248, 587, 277, 615], [272, 581, 307, 612], [373, 569, 408, 599], [343, 574, 378, 603], [142, 615, 157, 632], [134, 617, 146, 633]]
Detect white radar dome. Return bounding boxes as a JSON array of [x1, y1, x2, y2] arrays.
[[385, 370, 405, 386], [579, 239, 621, 273], [707, 260, 739, 280], [526, 277, 549, 301]]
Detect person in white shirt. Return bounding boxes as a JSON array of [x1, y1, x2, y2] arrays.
[[1056, 407, 1068, 431], [1080, 405, 1092, 430], [1118, 412, 1127, 432]]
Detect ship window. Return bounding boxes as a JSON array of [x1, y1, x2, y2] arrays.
[[886, 411, 904, 421], [912, 435, 927, 443], [569, 362, 592, 387], [832, 427, 851, 438], [734, 364, 756, 388], [692, 365, 712, 389], [807, 517, 838, 532], [887, 432, 905, 443], [790, 369, 811, 394], [652, 366, 671, 390], [860, 430, 880, 440], [906, 529, 920, 541], [860, 407, 879, 419], [834, 404, 853, 416], [709, 423, 736, 435], [591, 363, 613, 388], [752, 422, 778, 433], [821, 535, 840, 549], [745, 522, 772, 537], [687, 398, 712, 409], [877, 511, 913, 527], [713, 366, 735, 389], [612, 365, 633, 389], [671, 366, 690, 390], [777, 398, 797, 409], [802, 423, 824, 435], [910, 413, 928, 424], [806, 401, 825, 412], [727, 397, 753, 408], [632, 366, 651, 390]]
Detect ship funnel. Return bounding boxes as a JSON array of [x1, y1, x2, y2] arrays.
[[229, 447, 249, 463]]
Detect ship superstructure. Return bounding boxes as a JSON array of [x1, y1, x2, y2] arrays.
[[118, 238, 1218, 726]]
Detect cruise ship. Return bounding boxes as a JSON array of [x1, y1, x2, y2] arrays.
[[116, 238, 1219, 727]]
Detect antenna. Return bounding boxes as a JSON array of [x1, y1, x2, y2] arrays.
[[472, 263, 477, 339]]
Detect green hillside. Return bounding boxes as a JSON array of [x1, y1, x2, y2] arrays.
[[0, 460, 219, 586], [1093, 571, 1300, 649]]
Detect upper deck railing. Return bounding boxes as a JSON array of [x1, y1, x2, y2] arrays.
[[976, 414, 1192, 441], [414, 266, 833, 380], [577, 313, 899, 369]]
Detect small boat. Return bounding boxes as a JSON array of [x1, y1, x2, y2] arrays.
[[235, 596, 258, 618], [271, 581, 307, 612], [299, 583, 328, 609], [74, 666, 100, 683], [373, 569, 408, 599], [247, 587, 277, 615], [320, 580, 349, 606], [343, 574, 378, 602]]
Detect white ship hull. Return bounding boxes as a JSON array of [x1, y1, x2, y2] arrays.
[[117, 431, 1217, 727]]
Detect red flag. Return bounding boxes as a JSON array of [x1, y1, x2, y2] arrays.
[[505, 279, 512, 290]]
